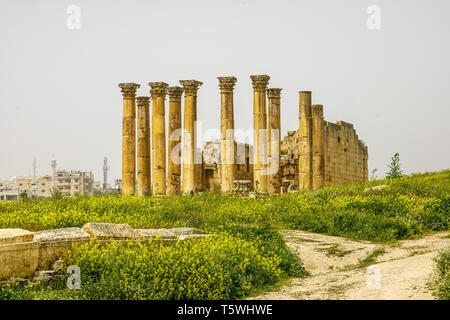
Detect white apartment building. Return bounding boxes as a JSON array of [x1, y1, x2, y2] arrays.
[[0, 157, 96, 201]]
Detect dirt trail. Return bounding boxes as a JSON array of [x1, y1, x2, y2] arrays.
[[250, 230, 450, 300]]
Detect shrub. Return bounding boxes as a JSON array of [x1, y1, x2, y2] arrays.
[[434, 249, 450, 300], [386, 152, 403, 179]]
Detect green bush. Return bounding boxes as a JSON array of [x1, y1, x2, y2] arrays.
[[434, 249, 450, 300]]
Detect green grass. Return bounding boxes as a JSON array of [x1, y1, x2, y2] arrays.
[[357, 248, 386, 268], [1, 170, 448, 242], [0, 170, 448, 300], [434, 249, 450, 300]]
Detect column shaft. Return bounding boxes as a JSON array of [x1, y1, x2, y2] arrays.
[[167, 87, 183, 196], [250, 75, 270, 193], [267, 88, 282, 194], [149, 82, 168, 196], [137, 96, 151, 196], [218, 76, 237, 193], [119, 83, 140, 195], [299, 91, 313, 190], [312, 104, 325, 189], [180, 80, 203, 194]]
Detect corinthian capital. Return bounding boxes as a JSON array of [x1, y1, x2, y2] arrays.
[[119, 83, 140, 99], [218, 76, 237, 93], [250, 75, 270, 91], [179, 80, 203, 97], [148, 82, 168, 99], [167, 86, 184, 101], [267, 88, 282, 99], [136, 96, 150, 106]]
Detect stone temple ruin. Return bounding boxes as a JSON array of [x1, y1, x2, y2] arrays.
[[118, 75, 368, 196]]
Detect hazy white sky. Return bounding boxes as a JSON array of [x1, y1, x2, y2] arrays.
[[0, 0, 449, 182]]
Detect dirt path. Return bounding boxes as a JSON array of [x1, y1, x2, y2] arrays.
[[250, 230, 450, 300]]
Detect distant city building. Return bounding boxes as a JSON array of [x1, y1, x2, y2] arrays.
[[0, 157, 98, 201]]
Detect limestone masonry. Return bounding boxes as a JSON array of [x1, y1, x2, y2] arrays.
[[0, 225, 211, 281], [119, 75, 368, 196]]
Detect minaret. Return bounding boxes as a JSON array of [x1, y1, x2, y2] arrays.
[[103, 157, 110, 189], [51, 155, 57, 187], [33, 158, 37, 177]]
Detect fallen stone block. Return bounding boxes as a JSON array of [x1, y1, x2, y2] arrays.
[[33, 227, 90, 270], [0, 228, 34, 245], [0, 229, 39, 280], [364, 184, 388, 192], [82, 223, 140, 240], [33, 270, 56, 282]]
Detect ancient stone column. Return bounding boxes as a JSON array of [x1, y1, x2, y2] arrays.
[[119, 83, 140, 195], [149, 82, 168, 196], [180, 80, 203, 194], [299, 91, 313, 190], [267, 88, 282, 194], [136, 96, 151, 196], [167, 86, 183, 196], [250, 75, 270, 193], [218, 76, 237, 193], [312, 104, 325, 189]]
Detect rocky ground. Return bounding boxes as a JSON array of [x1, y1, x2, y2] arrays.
[[250, 230, 450, 300]]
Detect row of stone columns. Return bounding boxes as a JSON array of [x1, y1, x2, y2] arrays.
[[119, 75, 283, 196], [119, 81, 202, 196]]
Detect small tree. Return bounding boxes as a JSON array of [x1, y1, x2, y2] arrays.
[[50, 186, 63, 199], [20, 190, 29, 201], [386, 153, 403, 179], [254, 180, 261, 199]]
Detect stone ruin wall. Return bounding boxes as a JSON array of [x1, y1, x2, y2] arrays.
[[280, 120, 368, 191], [324, 121, 368, 185]]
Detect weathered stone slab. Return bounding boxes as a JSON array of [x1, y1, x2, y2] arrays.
[[135, 228, 177, 239], [135, 227, 204, 240], [0, 241, 39, 280], [177, 234, 215, 241], [33, 228, 90, 270], [82, 223, 139, 240], [33, 227, 90, 242], [0, 229, 34, 245], [170, 227, 202, 235]]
